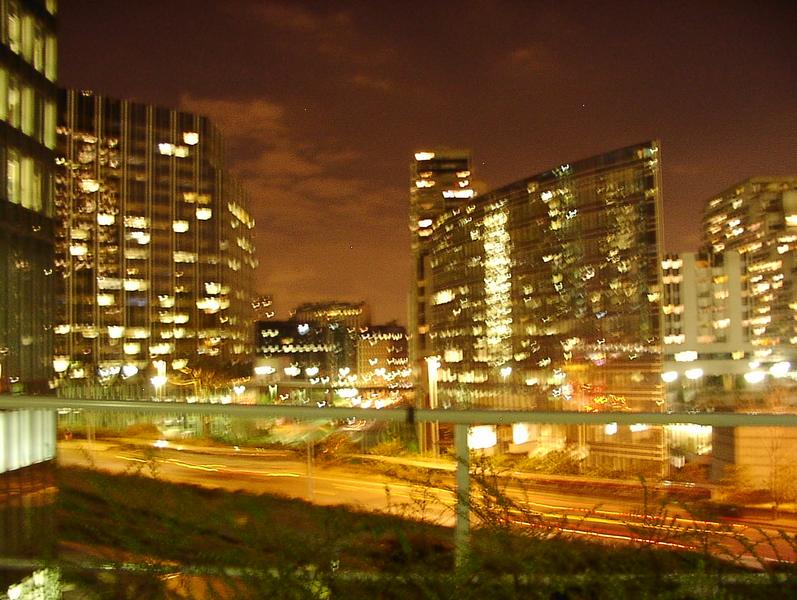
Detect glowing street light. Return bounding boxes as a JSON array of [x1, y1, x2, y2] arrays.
[[770, 361, 790, 378], [684, 368, 704, 380], [52, 357, 70, 373], [425, 355, 441, 456], [151, 360, 167, 396], [744, 370, 766, 384]]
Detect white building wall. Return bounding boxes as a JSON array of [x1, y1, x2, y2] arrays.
[[0, 409, 56, 474]]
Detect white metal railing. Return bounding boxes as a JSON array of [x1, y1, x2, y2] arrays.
[[4, 396, 797, 426], [4, 394, 797, 565]]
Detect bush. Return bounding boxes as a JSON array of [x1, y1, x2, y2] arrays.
[[369, 439, 407, 457], [121, 423, 162, 438]]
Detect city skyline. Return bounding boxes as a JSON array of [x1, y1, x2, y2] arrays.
[[57, 0, 797, 323]]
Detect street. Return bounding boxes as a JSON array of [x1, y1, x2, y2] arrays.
[[58, 439, 797, 566]]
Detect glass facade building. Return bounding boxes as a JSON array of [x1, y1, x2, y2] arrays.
[[54, 90, 256, 384], [424, 142, 665, 470], [1, 3, 59, 598], [0, 0, 57, 392], [409, 150, 473, 368]]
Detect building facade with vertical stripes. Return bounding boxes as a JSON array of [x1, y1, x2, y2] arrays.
[[0, 0, 57, 392], [54, 90, 256, 386], [424, 142, 665, 471]]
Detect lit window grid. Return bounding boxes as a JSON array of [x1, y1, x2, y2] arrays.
[[427, 143, 664, 413], [54, 91, 255, 377], [702, 178, 797, 357]]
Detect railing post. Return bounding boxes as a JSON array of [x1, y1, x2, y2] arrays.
[[454, 422, 469, 568], [306, 440, 315, 501]]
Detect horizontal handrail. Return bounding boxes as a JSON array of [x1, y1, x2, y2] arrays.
[[3, 395, 797, 426]]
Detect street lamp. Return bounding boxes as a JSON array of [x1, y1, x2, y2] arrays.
[[151, 360, 167, 399], [425, 355, 441, 456]]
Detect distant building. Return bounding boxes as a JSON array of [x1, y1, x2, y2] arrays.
[[254, 304, 410, 405], [0, 0, 58, 392], [291, 300, 370, 329], [409, 149, 473, 387], [255, 319, 338, 380], [660, 251, 756, 408], [703, 177, 797, 368], [53, 90, 256, 385], [422, 142, 665, 471], [252, 294, 275, 320], [357, 323, 410, 390], [290, 301, 370, 376], [697, 178, 797, 485]]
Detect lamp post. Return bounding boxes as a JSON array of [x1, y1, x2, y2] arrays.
[[425, 355, 440, 456], [150, 360, 167, 401]]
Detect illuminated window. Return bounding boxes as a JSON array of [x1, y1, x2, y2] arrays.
[[124, 215, 149, 228], [7, 2, 21, 54], [123, 279, 148, 291], [124, 248, 148, 260], [6, 150, 20, 203], [173, 251, 197, 263], [32, 23, 44, 72], [7, 76, 20, 127], [44, 100, 56, 148], [442, 189, 474, 199], [96, 294, 114, 306], [45, 34, 56, 81], [128, 231, 150, 244], [79, 178, 100, 193], [20, 85, 33, 135]]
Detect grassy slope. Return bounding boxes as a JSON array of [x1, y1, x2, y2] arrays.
[[56, 466, 796, 599]]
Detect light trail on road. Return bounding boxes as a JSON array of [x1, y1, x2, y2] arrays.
[[60, 440, 797, 566]]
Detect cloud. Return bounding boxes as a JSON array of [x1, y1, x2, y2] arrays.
[[350, 73, 394, 92], [248, 2, 357, 60], [176, 93, 410, 321], [245, 1, 394, 72], [180, 95, 287, 141], [506, 45, 558, 73], [253, 3, 352, 34]]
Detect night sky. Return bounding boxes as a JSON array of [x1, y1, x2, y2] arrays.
[[58, 0, 797, 324]]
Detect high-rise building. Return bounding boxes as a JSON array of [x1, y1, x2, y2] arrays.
[[0, 0, 58, 393], [1, 2, 59, 597], [660, 251, 759, 408], [422, 142, 665, 471], [409, 149, 473, 409], [53, 90, 256, 385], [703, 177, 797, 367]]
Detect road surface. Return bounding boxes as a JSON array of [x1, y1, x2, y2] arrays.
[[58, 439, 797, 566]]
